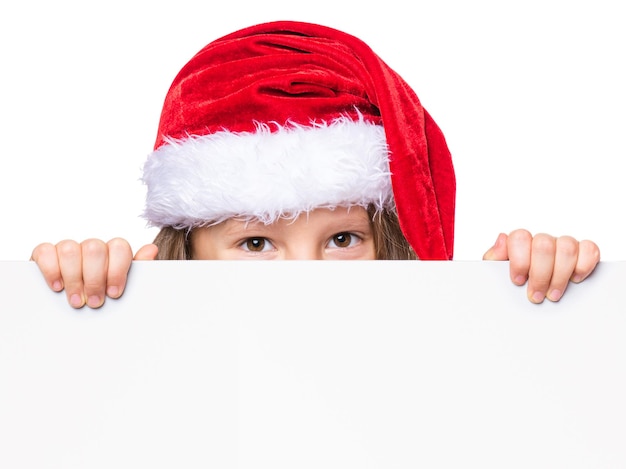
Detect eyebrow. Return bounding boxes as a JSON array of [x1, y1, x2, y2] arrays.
[[219, 210, 373, 237], [219, 219, 270, 238]]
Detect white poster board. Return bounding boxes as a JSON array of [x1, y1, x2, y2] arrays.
[[1, 260, 625, 468]]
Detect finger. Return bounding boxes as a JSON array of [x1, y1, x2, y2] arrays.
[[105, 238, 135, 299], [545, 236, 579, 302], [482, 233, 508, 261], [80, 238, 109, 309], [134, 243, 159, 261], [56, 240, 86, 309], [30, 242, 64, 292], [571, 239, 601, 283], [527, 233, 557, 304], [506, 229, 532, 286]]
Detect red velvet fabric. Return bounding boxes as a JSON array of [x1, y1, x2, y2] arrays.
[[154, 21, 456, 260]]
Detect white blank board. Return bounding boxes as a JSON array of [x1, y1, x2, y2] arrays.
[[1, 260, 625, 468]]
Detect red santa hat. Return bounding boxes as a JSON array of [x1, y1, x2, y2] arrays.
[[142, 20, 456, 260]]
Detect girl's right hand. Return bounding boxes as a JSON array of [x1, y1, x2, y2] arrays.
[[31, 238, 158, 309]]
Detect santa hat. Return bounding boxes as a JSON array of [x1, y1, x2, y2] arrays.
[[142, 21, 456, 260]]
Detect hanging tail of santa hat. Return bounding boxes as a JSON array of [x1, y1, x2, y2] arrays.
[[142, 20, 456, 260]]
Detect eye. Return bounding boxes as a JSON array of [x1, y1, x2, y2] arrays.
[[328, 232, 359, 249], [240, 237, 274, 252]]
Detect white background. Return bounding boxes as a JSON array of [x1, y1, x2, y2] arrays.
[[1, 0, 624, 261]]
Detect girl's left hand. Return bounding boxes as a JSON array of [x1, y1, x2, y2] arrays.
[[482, 229, 600, 303]]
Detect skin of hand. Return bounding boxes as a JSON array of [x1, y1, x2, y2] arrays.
[[31, 227, 601, 309], [482, 229, 601, 303], [30, 239, 158, 309]]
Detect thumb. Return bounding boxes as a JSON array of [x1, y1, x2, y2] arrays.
[[482, 233, 509, 261], [134, 243, 159, 260]]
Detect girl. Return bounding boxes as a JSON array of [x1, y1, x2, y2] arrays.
[[31, 20, 600, 309]]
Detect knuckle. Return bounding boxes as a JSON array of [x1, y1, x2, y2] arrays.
[[31, 242, 54, 261], [556, 235, 578, 258], [56, 239, 80, 257], [532, 233, 556, 255], [530, 274, 552, 289], [107, 237, 131, 255], [508, 228, 532, 243], [83, 281, 104, 293], [580, 240, 601, 263], [107, 237, 128, 247], [81, 238, 106, 257]]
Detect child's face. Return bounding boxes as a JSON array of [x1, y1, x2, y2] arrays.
[[190, 206, 376, 260]]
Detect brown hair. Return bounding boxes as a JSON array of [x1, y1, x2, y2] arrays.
[[368, 206, 418, 260], [152, 206, 418, 260]]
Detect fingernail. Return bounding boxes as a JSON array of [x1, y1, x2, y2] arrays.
[[87, 295, 102, 308], [531, 291, 545, 303], [547, 289, 562, 302], [52, 280, 62, 291], [107, 286, 119, 298], [70, 294, 84, 308], [514, 275, 526, 285]]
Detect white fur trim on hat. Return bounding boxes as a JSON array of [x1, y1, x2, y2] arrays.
[[141, 116, 393, 228]]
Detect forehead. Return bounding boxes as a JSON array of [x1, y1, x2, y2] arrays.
[[223, 206, 372, 230]]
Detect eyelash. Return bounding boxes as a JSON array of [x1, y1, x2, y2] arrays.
[[328, 232, 360, 249], [238, 232, 363, 252], [239, 237, 273, 252]]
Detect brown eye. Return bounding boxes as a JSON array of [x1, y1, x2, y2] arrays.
[[331, 232, 353, 248], [245, 237, 266, 252]]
